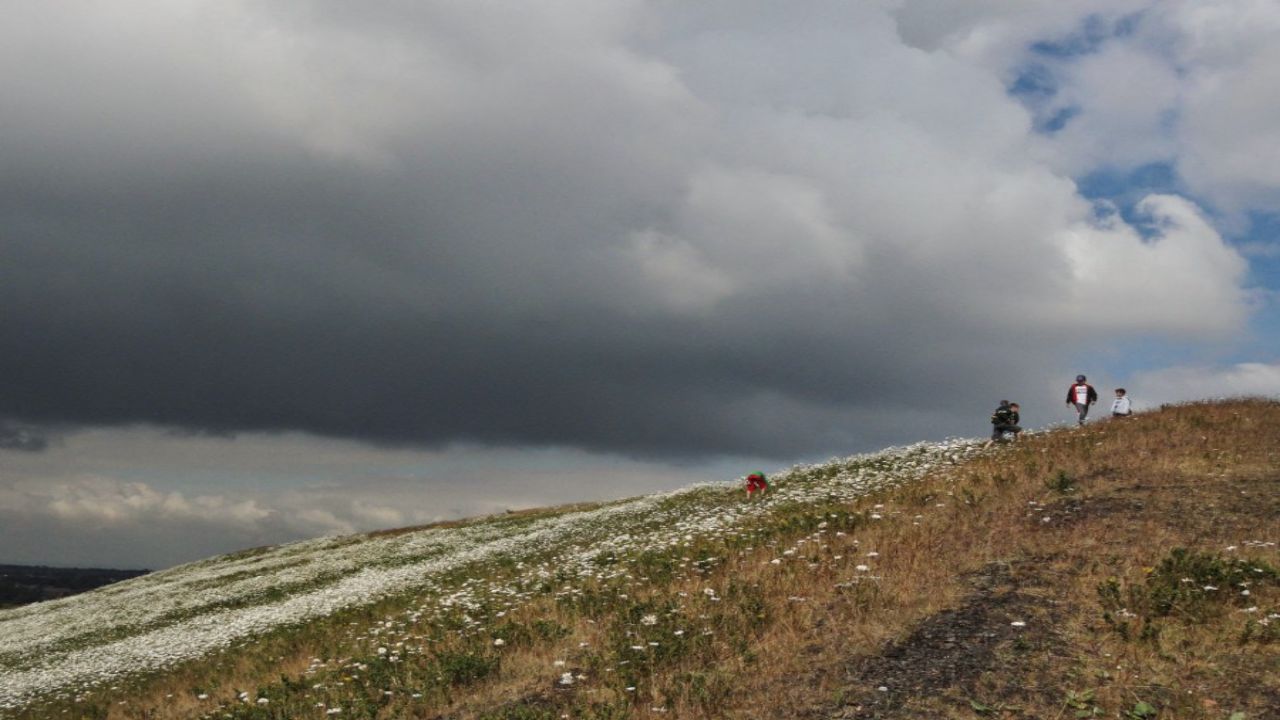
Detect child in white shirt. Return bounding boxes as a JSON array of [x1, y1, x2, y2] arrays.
[[1110, 388, 1132, 417]]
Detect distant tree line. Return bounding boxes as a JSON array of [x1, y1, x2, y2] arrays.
[[0, 564, 149, 608]]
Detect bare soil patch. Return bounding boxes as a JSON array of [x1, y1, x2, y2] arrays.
[[830, 560, 1065, 719], [801, 403, 1280, 720]]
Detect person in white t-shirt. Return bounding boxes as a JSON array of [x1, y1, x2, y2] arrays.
[[1110, 388, 1132, 417], [1066, 374, 1098, 425]]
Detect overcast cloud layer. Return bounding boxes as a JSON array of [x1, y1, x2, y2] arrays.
[[0, 1, 1269, 456], [0, 428, 723, 568], [2, 2, 1280, 565]]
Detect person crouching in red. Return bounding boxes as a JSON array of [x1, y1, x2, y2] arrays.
[[745, 471, 769, 498]]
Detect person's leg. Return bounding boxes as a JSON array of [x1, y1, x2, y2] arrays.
[[1075, 403, 1089, 424]]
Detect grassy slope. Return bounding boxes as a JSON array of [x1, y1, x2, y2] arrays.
[[3, 399, 1278, 720]]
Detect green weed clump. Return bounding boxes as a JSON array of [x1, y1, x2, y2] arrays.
[[491, 618, 571, 648], [479, 705, 561, 720], [480, 701, 630, 720], [1099, 548, 1279, 640], [435, 650, 501, 686], [1045, 469, 1075, 494]]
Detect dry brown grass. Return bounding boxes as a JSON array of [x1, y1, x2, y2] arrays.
[[379, 400, 1278, 719], [16, 399, 1279, 720], [727, 399, 1280, 719]]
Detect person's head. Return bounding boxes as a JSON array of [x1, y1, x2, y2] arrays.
[[1076, 374, 1087, 383], [999, 399, 1009, 407], [1010, 403, 1019, 411], [1115, 388, 1126, 396]]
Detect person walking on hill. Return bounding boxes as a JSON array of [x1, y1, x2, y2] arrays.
[[1067, 375, 1098, 425], [1110, 388, 1132, 417], [745, 471, 769, 499], [988, 400, 1021, 445]]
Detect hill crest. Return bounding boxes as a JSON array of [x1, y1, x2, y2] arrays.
[[2, 399, 1277, 719]]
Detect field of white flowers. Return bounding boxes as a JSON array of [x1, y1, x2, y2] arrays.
[[0, 439, 983, 713]]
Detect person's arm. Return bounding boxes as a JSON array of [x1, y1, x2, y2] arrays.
[[1088, 385, 1098, 404]]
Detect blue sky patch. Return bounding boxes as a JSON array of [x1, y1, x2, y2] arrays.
[[1080, 337, 1212, 389], [1078, 162, 1183, 238], [1011, 12, 1152, 137], [1008, 62, 1057, 99], [1237, 211, 1280, 292], [1007, 62, 1078, 135], [1039, 105, 1080, 134], [1030, 12, 1144, 59]]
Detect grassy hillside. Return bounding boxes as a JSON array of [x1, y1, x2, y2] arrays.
[[1, 399, 1277, 719]]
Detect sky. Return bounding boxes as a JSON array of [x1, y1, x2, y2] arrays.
[[2, 0, 1278, 569]]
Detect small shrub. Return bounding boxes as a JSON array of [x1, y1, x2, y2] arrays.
[[1099, 549, 1279, 640], [532, 618, 571, 642], [667, 670, 734, 717], [1063, 688, 1102, 717], [480, 702, 559, 720], [435, 650, 499, 686], [1123, 700, 1158, 719], [1143, 549, 1277, 620], [1240, 617, 1280, 645], [1046, 470, 1075, 494]]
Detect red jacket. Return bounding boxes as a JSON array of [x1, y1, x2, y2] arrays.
[[1067, 382, 1098, 405]]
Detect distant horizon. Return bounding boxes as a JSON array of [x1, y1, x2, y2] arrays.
[[8, 394, 1279, 571], [0, 561, 151, 573]]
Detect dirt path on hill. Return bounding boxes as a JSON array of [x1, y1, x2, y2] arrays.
[[825, 560, 1065, 719], [818, 465, 1280, 720]]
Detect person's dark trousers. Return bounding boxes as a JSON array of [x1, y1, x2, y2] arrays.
[[992, 424, 1021, 440], [1074, 403, 1090, 424]]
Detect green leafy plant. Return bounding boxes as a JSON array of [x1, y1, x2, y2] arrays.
[[1098, 549, 1279, 639], [435, 650, 499, 686], [1124, 700, 1157, 718], [1045, 469, 1075, 493], [1064, 689, 1102, 718]]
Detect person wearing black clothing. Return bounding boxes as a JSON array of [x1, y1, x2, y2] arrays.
[[1066, 374, 1098, 425], [989, 400, 1021, 444]]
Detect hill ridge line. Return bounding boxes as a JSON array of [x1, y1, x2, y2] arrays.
[[0, 439, 981, 709]]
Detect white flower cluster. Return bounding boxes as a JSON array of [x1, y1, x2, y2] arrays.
[[0, 439, 981, 711]]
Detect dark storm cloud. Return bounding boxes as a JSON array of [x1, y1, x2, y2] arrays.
[[0, 2, 1251, 460]]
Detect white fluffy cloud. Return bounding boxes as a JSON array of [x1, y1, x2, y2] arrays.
[[43, 477, 271, 526], [971, 0, 1280, 218], [1056, 195, 1248, 335], [609, 2, 1253, 338], [1037, 44, 1182, 175], [1144, 1, 1280, 214], [1134, 362, 1280, 405], [0, 475, 426, 566]]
